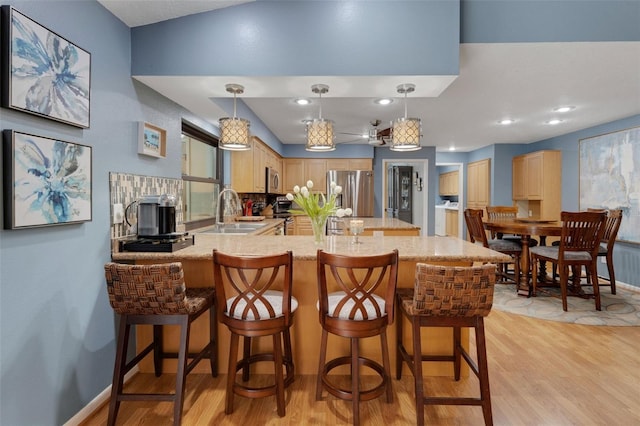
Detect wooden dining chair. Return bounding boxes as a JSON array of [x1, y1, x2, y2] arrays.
[[485, 206, 538, 246], [396, 263, 497, 426], [464, 208, 522, 285], [531, 211, 606, 311], [212, 250, 296, 417], [104, 262, 217, 426], [315, 249, 399, 426], [586, 208, 623, 294]]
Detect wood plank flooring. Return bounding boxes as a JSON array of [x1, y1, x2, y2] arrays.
[[80, 308, 640, 425]]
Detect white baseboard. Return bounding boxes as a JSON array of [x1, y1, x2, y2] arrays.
[[617, 280, 639, 293], [63, 366, 138, 426]]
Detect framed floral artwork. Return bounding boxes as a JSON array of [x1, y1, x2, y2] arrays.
[[3, 130, 92, 229], [1, 6, 91, 128]]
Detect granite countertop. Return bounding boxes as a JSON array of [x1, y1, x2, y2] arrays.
[[111, 234, 510, 264]]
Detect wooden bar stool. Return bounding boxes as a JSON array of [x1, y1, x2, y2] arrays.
[[396, 263, 497, 426], [212, 250, 296, 417], [104, 262, 217, 426], [315, 249, 399, 426]]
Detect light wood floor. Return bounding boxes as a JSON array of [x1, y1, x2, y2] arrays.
[[81, 308, 640, 425]]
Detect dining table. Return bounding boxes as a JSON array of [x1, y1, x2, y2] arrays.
[[483, 218, 562, 296]]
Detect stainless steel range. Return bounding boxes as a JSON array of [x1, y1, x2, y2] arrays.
[[273, 196, 294, 235]]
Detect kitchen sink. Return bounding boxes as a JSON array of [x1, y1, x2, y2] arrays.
[[198, 222, 268, 235]]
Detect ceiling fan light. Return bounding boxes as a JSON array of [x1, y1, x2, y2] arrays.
[[306, 118, 335, 151], [390, 117, 421, 151]]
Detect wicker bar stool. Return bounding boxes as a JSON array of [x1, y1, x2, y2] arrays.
[[396, 263, 497, 426], [104, 262, 217, 426], [212, 250, 297, 417], [315, 249, 399, 426]]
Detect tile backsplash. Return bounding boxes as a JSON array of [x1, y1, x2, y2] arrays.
[[109, 172, 184, 238]]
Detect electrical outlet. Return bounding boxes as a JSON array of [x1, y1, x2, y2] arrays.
[[528, 210, 533, 217], [600, 256, 606, 264], [113, 203, 124, 224]]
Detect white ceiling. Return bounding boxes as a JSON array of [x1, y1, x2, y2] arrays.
[[99, 0, 640, 152]]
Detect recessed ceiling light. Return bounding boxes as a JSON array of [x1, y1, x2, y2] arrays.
[[449, 146, 456, 151], [294, 98, 311, 105], [498, 119, 515, 125], [374, 98, 393, 105], [546, 119, 563, 125], [553, 106, 575, 113]]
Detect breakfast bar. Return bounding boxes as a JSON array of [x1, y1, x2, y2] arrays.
[[111, 234, 510, 376]]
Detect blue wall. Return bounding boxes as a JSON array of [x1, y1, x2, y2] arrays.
[[0, 1, 221, 423]]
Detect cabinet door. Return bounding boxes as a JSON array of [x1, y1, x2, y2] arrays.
[[253, 143, 266, 192], [306, 159, 327, 192], [525, 152, 544, 199], [284, 159, 305, 192], [326, 159, 350, 171], [512, 156, 526, 200], [467, 159, 490, 209], [348, 158, 372, 170], [476, 160, 490, 206], [231, 139, 255, 192]]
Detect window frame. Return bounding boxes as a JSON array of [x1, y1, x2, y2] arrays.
[[181, 121, 222, 231]]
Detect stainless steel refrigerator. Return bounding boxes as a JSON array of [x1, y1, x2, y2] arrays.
[[326, 170, 374, 235], [387, 165, 413, 223]]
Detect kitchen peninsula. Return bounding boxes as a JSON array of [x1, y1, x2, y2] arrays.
[[111, 234, 509, 376]]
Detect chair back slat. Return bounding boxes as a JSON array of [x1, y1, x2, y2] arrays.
[[411, 263, 496, 317], [317, 249, 399, 323], [485, 206, 518, 220], [212, 250, 293, 322], [104, 262, 189, 315]]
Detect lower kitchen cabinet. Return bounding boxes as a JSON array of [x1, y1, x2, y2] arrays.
[[445, 209, 459, 237]]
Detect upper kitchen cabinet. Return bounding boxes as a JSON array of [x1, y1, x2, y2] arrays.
[[326, 158, 372, 171], [439, 170, 459, 196], [284, 158, 372, 194], [467, 159, 490, 211], [512, 150, 561, 220], [231, 137, 281, 193]]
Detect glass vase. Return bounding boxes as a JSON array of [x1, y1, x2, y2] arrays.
[[310, 215, 328, 245]]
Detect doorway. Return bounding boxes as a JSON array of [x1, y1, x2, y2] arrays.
[[435, 161, 464, 238], [382, 159, 428, 236]]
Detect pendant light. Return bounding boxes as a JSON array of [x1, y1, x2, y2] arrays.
[[390, 83, 422, 152], [305, 84, 335, 152], [219, 84, 251, 151]]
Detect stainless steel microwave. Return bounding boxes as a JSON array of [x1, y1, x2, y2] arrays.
[[266, 167, 280, 193]]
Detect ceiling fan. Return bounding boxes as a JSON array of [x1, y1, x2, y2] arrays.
[[338, 119, 391, 147]]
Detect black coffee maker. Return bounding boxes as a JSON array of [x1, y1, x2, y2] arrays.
[[137, 194, 177, 237]]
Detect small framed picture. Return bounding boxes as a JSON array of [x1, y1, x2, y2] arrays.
[[1, 6, 91, 128], [138, 121, 167, 158], [3, 130, 93, 229]]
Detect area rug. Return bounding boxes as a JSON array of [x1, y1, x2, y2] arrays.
[[492, 282, 640, 326]]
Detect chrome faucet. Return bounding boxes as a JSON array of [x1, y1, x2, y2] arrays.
[[216, 186, 242, 226]]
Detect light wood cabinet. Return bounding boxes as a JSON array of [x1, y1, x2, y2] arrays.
[[283, 158, 372, 194], [253, 142, 266, 193], [445, 209, 459, 237], [467, 159, 490, 211], [512, 150, 562, 221], [439, 171, 459, 196], [325, 158, 350, 171], [306, 159, 327, 192], [291, 215, 312, 235], [231, 137, 282, 193]]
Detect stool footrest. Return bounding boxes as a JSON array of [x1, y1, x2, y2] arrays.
[[321, 356, 388, 402]]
